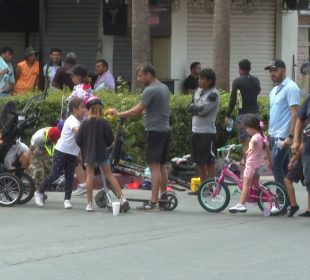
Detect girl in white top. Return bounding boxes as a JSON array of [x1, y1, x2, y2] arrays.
[[34, 98, 85, 209]]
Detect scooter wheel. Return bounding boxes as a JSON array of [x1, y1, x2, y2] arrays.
[[159, 191, 178, 211], [95, 190, 107, 208]]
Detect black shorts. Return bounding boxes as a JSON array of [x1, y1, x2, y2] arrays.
[[146, 131, 170, 164], [191, 133, 215, 165], [286, 158, 304, 184]]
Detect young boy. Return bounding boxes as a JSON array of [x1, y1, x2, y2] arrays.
[[283, 144, 304, 217]]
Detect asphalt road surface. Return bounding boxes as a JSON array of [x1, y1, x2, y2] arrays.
[[1, 183, 309, 280]]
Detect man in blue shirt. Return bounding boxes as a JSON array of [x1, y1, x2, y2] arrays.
[[0, 46, 15, 97], [265, 59, 301, 184]]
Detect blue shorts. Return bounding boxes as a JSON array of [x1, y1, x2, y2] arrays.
[[236, 113, 260, 141]]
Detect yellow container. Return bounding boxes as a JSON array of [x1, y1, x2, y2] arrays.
[[190, 177, 201, 193]]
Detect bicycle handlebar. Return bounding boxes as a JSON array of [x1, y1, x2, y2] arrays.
[[217, 144, 242, 153]]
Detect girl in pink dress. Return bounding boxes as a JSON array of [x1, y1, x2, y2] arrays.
[[229, 115, 272, 213]]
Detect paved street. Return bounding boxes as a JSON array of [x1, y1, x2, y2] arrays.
[[1, 183, 309, 280]]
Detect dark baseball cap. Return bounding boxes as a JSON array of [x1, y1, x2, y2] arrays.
[[264, 59, 286, 70], [67, 64, 88, 77]]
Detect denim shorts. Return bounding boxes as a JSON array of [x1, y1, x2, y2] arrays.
[[236, 113, 260, 141]]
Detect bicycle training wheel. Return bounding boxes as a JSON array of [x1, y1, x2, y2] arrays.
[[257, 181, 289, 216], [0, 173, 23, 207], [17, 172, 35, 204], [197, 178, 230, 212]]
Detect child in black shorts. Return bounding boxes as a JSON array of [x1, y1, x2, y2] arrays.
[[284, 144, 304, 217]]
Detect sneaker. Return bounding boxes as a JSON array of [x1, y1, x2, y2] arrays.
[[136, 201, 157, 211], [34, 191, 44, 207], [120, 197, 130, 213], [271, 205, 279, 212], [287, 205, 299, 217], [86, 203, 94, 212], [229, 203, 247, 213], [64, 200, 72, 209], [298, 210, 310, 217], [72, 184, 87, 196]]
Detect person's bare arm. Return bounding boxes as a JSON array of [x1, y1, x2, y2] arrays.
[[291, 117, 304, 155], [15, 65, 21, 81], [110, 103, 145, 118], [284, 105, 299, 147]]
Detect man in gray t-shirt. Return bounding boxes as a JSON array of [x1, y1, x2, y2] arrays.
[[111, 64, 171, 210], [141, 81, 170, 132]]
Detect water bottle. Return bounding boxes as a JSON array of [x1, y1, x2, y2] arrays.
[[226, 118, 234, 132]]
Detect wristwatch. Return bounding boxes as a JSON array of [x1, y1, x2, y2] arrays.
[[288, 134, 294, 139]]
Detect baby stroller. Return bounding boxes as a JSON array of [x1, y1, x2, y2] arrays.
[[0, 93, 45, 206]]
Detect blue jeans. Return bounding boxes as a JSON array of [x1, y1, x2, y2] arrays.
[[270, 137, 289, 184]]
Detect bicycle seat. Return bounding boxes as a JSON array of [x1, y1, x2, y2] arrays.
[[255, 166, 268, 176]]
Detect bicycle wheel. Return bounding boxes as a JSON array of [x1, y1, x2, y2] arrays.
[[197, 178, 230, 212], [0, 173, 23, 207], [17, 172, 35, 204], [257, 181, 289, 216]]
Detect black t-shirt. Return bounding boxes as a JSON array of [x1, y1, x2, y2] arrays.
[[227, 74, 261, 117], [183, 75, 198, 93], [75, 117, 114, 164], [298, 96, 310, 155]]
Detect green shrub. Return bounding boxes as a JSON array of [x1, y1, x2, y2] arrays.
[[0, 90, 270, 164]]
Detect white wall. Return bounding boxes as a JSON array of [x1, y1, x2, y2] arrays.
[[170, 1, 187, 93], [276, 4, 298, 80]]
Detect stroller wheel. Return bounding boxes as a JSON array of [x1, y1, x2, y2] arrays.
[[95, 190, 108, 208], [17, 172, 35, 204], [0, 173, 23, 207]]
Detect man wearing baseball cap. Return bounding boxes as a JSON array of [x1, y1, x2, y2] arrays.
[[14, 47, 39, 94], [265, 59, 301, 185]]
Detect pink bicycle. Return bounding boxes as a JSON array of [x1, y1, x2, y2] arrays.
[[197, 144, 289, 216]]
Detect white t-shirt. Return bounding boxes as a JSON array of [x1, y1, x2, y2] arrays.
[[55, 115, 80, 156], [31, 127, 50, 148]]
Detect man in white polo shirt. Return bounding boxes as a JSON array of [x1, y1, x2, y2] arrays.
[[265, 59, 301, 184]]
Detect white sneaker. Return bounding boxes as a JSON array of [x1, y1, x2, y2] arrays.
[[86, 203, 94, 212], [34, 191, 44, 207], [64, 200, 72, 209], [229, 203, 247, 213], [120, 197, 130, 213], [271, 205, 279, 212], [72, 184, 87, 196]]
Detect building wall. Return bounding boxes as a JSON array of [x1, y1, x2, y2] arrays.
[[185, 0, 276, 95], [0, 0, 99, 73], [297, 14, 310, 96], [44, 0, 99, 72]]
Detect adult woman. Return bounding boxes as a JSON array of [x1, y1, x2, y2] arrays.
[[188, 68, 220, 184]]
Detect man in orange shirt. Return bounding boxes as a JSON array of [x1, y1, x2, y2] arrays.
[[14, 47, 39, 94]]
